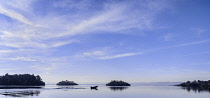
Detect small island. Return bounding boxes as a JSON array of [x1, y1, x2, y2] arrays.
[[106, 80, 131, 86], [0, 73, 45, 86], [176, 80, 210, 88], [56, 80, 78, 85]]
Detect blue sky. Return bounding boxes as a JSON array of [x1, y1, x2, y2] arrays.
[[0, 0, 210, 83]]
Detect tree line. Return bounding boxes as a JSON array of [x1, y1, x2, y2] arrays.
[[0, 73, 45, 85]]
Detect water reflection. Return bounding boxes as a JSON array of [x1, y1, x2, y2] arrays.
[[181, 87, 210, 93], [55, 86, 86, 89], [91, 88, 98, 90], [0, 86, 43, 89], [0, 90, 40, 97], [90, 86, 98, 90], [109, 87, 128, 91]]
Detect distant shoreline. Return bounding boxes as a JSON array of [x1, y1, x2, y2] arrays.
[[0, 86, 43, 89]]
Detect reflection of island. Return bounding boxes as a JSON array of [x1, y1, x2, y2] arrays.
[[176, 80, 210, 93], [0, 90, 40, 97], [55, 87, 85, 89], [109, 87, 128, 91], [57, 80, 78, 85], [181, 86, 210, 93], [0, 73, 45, 86], [106, 80, 131, 86], [0, 86, 43, 89]]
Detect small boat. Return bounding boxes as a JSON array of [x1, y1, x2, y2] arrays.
[[90, 86, 98, 90]]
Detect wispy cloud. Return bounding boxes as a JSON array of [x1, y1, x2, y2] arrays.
[[74, 48, 109, 59], [174, 39, 210, 47], [191, 28, 206, 37], [187, 62, 210, 66], [0, 6, 32, 25], [99, 52, 143, 60], [74, 47, 143, 60], [163, 33, 174, 41], [145, 39, 210, 52], [31, 65, 57, 72], [0, 1, 172, 76], [0, 49, 16, 53], [183, 51, 210, 56], [3, 57, 37, 62], [75, 39, 210, 60], [29, 56, 71, 80], [0, 0, 170, 50]]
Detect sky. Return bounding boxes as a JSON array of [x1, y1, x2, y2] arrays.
[[0, 0, 210, 84]]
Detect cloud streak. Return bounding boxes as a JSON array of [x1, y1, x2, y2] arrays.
[[4, 57, 36, 62], [0, 0, 170, 50], [183, 51, 210, 56], [0, 5, 32, 25], [174, 39, 210, 47], [74, 47, 143, 60], [99, 52, 143, 60], [76, 39, 210, 60], [145, 39, 210, 52]]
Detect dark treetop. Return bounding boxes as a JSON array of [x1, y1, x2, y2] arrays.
[[0, 73, 45, 85], [56, 80, 78, 85], [176, 80, 210, 88], [106, 80, 131, 86]]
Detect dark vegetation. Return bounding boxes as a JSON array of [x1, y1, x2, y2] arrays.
[[0, 73, 45, 85], [176, 80, 210, 92], [106, 80, 131, 86], [176, 80, 210, 87], [56, 80, 78, 85]]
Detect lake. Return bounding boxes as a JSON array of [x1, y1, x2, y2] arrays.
[[0, 83, 209, 98]]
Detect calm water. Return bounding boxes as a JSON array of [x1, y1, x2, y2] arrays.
[[0, 83, 210, 98]]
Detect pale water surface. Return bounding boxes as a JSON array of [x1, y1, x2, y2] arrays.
[[0, 83, 209, 98]]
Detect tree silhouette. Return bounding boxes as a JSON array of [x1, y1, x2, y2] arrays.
[[0, 73, 45, 85]]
